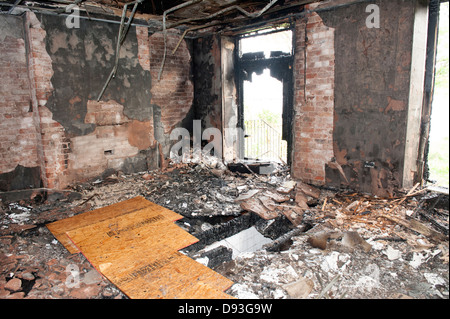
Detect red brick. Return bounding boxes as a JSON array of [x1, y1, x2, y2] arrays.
[[292, 13, 335, 184]]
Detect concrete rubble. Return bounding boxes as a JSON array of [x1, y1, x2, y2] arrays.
[[0, 157, 448, 299]]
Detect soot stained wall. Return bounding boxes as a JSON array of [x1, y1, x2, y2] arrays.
[[319, 0, 415, 197], [0, 14, 42, 190], [0, 12, 195, 190], [193, 34, 222, 133], [40, 14, 153, 136]]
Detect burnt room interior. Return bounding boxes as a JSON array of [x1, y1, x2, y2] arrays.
[[0, 0, 449, 300]]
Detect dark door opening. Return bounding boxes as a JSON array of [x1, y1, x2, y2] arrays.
[[236, 28, 294, 166]]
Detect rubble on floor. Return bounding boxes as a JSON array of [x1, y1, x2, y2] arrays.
[[0, 157, 448, 299], [217, 187, 449, 299]]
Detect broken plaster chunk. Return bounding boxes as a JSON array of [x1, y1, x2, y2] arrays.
[[383, 246, 402, 261], [195, 257, 209, 267], [260, 265, 298, 284], [341, 231, 372, 253], [408, 250, 441, 269], [283, 277, 314, 299], [277, 181, 297, 194], [229, 284, 259, 299], [320, 251, 351, 273], [355, 264, 381, 293], [423, 273, 446, 287]]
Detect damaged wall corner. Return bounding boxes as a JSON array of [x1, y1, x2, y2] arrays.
[[0, 13, 43, 190], [291, 2, 335, 187], [221, 36, 240, 163], [290, 0, 427, 198], [402, 0, 429, 189], [193, 34, 222, 135], [0, 11, 195, 191]]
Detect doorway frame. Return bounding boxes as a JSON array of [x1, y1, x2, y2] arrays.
[[234, 26, 295, 165]]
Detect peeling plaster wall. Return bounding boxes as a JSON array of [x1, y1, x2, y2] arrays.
[[320, 0, 416, 197], [0, 12, 194, 190], [291, 0, 418, 197], [0, 14, 41, 191], [192, 34, 222, 133]]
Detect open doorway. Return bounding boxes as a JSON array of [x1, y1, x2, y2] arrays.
[[237, 28, 293, 165], [243, 69, 287, 163], [428, 2, 449, 187]]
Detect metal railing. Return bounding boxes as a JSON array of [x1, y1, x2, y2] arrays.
[[244, 119, 287, 163]]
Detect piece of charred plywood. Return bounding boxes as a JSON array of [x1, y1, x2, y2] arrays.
[[99, 251, 234, 299], [47, 196, 169, 253], [48, 196, 234, 299], [65, 206, 193, 261]]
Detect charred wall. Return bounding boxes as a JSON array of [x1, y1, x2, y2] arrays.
[[192, 34, 222, 133], [40, 14, 153, 136], [291, 0, 417, 197], [0, 12, 195, 190], [0, 14, 42, 190], [319, 0, 415, 197]]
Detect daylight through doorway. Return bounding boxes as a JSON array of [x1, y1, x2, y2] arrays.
[[428, 2, 449, 187], [238, 28, 293, 164], [243, 69, 287, 163]]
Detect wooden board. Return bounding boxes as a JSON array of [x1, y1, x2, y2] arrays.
[[47, 196, 182, 253], [240, 197, 279, 220], [105, 251, 234, 299], [47, 196, 234, 299], [66, 210, 199, 271]]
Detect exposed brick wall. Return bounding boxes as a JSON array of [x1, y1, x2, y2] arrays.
[[25, 12, 67, 189], [149, 32, 194, 134], [0, 16, 40, 175], [292, 5, 335, 185], [2, 13, 185, 190], [136, 26, 151, 72], [66, 100, 155, 184]]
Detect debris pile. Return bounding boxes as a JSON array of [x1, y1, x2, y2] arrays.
[[216, 185, 449, 299], [0, 156, 448, 299]]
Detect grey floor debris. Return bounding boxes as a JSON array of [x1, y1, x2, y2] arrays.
[[1, 159, 448, 299]]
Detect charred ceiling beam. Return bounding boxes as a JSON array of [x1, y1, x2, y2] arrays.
[[168, 1, 281, 58], [166, 0, 279, 29]]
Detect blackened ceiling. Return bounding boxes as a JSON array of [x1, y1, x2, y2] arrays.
[[0, 0, 320, 32]]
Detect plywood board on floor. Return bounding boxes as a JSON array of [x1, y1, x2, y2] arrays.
[[66, 211, 199, 272], [47, 196, 234, 299], [47, 196, 182, 253], [105, 251, 234, 299]]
